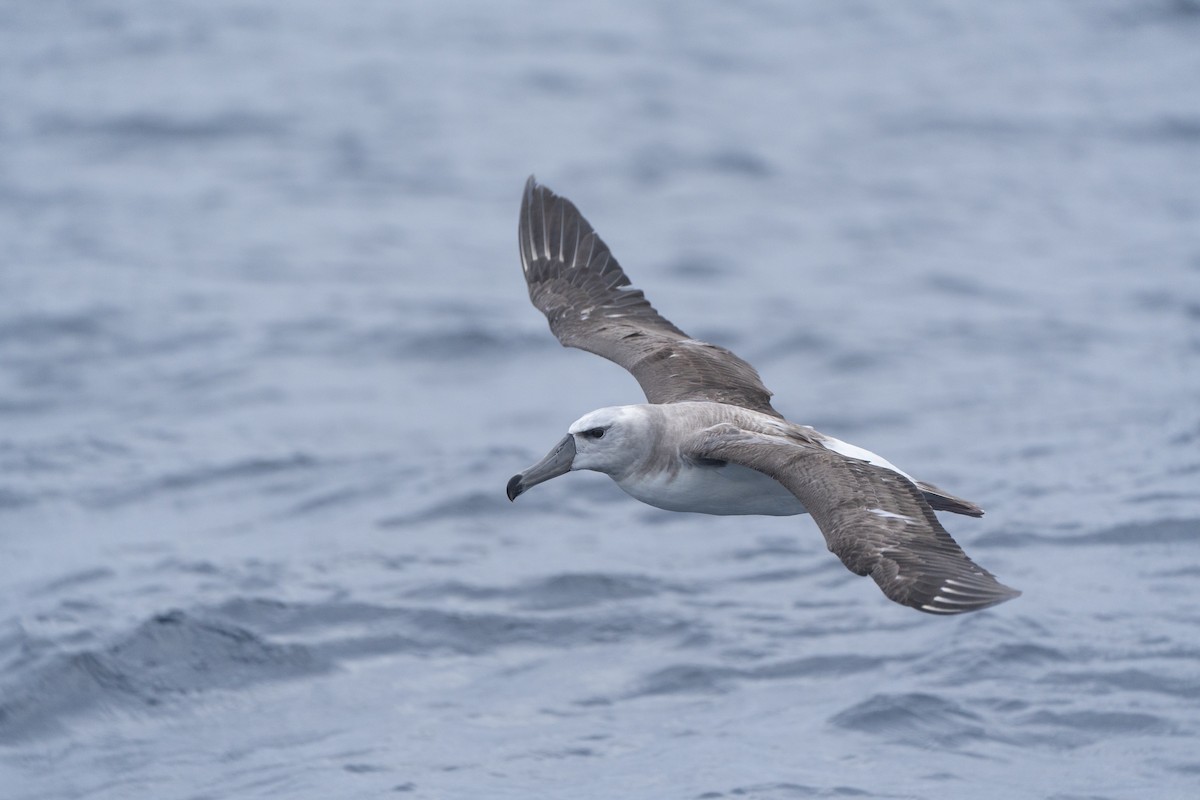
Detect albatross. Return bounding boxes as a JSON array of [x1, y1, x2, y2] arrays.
[[506, 176, 1020, 615]]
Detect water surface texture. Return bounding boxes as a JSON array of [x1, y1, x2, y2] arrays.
[[2, 2, 1199, 798]]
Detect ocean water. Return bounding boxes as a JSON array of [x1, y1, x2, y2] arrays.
[[2, 1, 1199, 798]]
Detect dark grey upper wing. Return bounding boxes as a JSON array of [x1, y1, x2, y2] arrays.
[[518, 176, 782, 418], [689, 426, 1020, 614]]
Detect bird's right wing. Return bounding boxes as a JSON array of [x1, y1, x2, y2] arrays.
[[519, 176, 782, 418]]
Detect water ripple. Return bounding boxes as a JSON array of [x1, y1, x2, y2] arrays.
[[0, 610, 327, 743], [828, 693, 991, 749]]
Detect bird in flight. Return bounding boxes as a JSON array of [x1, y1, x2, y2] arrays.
[[507, 177, 1019, 614]]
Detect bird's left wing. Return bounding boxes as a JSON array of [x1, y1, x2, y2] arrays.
[[687, 425, 1020, 614]]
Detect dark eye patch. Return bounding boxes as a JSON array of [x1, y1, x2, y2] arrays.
[[582, 427, 606, 439]]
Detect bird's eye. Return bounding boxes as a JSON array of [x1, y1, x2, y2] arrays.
[[583, 427, 606, 439]]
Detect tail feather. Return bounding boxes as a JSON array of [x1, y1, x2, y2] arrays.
[[916, 480, 984, 518]]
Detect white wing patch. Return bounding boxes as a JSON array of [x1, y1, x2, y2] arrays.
[[867, 507, 914, 523], [920, 579, 996, 614], [920, 603, 961, 614]]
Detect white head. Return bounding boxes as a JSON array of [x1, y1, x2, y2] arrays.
[[566, 406, 655, 474], [506, 405, 655, 500]]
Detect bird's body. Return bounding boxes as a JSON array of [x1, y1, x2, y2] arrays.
[[579, 402, 809, 516], [507, 177, 1020, 614], [622, 454, 805, 517]]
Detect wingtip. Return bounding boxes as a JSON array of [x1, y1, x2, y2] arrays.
[[519, 175, 547, 272], [521, 175, 538, 216], [915, 576, 1022, 615]]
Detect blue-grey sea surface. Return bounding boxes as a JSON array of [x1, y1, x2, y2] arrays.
[[2, 2, 1199, 798]]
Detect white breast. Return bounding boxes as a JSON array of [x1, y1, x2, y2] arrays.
[[614, 461, 807, 516]]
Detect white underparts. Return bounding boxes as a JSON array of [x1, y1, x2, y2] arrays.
[[816, 434, 916, 482], [616, 461, 806, 517]]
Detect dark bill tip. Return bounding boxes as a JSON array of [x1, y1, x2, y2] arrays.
[[506, 474, 525, 502], [505, 434, 576, 504]]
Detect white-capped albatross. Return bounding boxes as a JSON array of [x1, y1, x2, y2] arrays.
[[507, 176, 1020, 615]]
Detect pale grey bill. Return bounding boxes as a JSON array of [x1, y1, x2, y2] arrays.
[[507, 435, 576, 501]]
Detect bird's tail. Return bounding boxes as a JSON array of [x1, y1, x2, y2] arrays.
[[916, 480, 985, 518]]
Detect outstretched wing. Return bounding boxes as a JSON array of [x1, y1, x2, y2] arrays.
[[689, 425, 1020, 614], [518, 176, 782, 418]]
